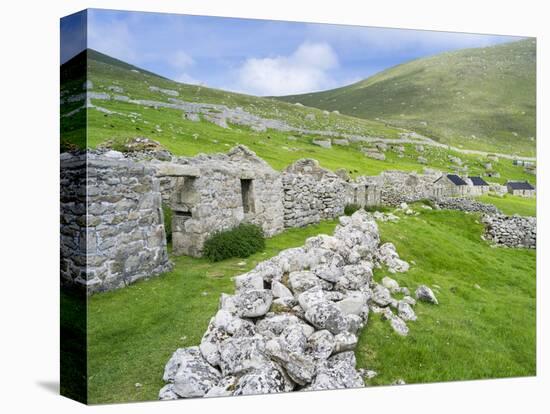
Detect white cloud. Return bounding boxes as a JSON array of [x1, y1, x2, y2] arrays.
[[235, 42, 339, 96], [171, 50, 195, 69], [174, 72, 205, 86], [88, 19, 138, 63]]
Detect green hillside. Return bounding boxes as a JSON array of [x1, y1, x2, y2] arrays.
[[279, 39, 536, 156], [59, 49, 536, 185]]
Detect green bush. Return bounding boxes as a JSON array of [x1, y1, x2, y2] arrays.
[[162, 204, 172, 243], [344, 204, 361, 216], [203, 223, 265, 262]]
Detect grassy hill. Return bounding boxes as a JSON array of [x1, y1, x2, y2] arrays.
[[59, 49, 536, 185], [278, 39, 536, 156], [83, 205, 535, 403]]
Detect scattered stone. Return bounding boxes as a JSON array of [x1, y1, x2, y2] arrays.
[[416, 285, 439, 305], [312, 139, 332, 149]]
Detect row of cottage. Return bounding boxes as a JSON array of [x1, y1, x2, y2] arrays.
[[60, 145, 535, 294]]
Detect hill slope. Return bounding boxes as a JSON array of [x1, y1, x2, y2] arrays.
[[278, 39, 536, 156], [59, 49, 536, 184]]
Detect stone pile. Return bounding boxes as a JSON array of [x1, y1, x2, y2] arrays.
[[159, 211, 425, 399], [482, 214, 536, 248], [434, 197, 501, 215]]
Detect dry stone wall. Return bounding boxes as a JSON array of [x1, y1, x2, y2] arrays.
[[376, 170, 445, 206], [281, 159, 346, 228], [60, 151, 171, 294], [434, 197, 501, 215], [60, 152, 87, 288], [482, 215, 536, 248]]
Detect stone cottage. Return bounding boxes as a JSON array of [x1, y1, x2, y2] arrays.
[[434, 174, 468, 197], [506, 181, 536, 197], [151, 145, 284, 257], [465, 176, 490, 196]]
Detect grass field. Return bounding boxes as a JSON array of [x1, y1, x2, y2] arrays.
[[477, 193, 537, 216], [85, 207, 535, 403], [280, 40, 536, 156]]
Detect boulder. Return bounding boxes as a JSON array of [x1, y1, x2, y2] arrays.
[[307, 330, 335, 360], [232, 289, 273, 317], [163, 347, 222, 398], [305, 301, 349, 334], [416, 285, 439, 304], [306, 352, 364, 390]]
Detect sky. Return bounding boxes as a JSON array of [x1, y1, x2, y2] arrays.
[[61, 9, 523, 96]]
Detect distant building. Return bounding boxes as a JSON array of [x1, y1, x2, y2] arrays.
[[506, 181, 536, 197], [434, 174, 468, 196], [467, 176, 490, 195]]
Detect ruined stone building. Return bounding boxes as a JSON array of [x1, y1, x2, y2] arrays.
[[151, 145, 284, 257], [60, 151, 172, 294], [61, 145, 503, 295]]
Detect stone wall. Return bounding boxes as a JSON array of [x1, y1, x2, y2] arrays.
[[281, 159, 346, 228], [434, 197, 501, 215], [60, 151, 171, 294], [376, 170, 445, 206], [60, 152, 87, 288], [482, 215, 536, 248]]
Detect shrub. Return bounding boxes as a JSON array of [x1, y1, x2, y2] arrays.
[[203, 223, 265, 262], [344, 204, 361, 216], [162, 204, 172, 244]]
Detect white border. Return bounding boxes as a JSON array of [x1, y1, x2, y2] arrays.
[[0, 0, 546, 412]]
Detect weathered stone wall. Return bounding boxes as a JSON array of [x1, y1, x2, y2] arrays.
[[60, 151, 171, 294], [60, 152, 87, 287], [150, 146, 284, 256], [434, 197, 501, 215], [482, 214, 536, 248], [376, 170, 445, 206], [281, 159, 346, 228]]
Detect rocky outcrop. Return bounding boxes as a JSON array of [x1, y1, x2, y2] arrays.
[[159, 211, 423, 399], [482, 214, 536, 248]]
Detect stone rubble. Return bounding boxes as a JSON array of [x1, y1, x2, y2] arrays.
[[159, 211, 424, 399]]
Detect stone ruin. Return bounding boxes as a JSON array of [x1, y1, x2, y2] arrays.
[[60, 144, 535, 294], [158, 211, 436, 399], [60, 151, 172, 294], [150, 146, 284, 257]]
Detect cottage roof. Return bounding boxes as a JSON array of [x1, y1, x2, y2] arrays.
[[446, 174, 467, 186], [507, 181, 535, 190], [469, 176, 489, 186]]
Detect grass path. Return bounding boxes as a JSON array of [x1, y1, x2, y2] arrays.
[[85, 209, 535, 403]]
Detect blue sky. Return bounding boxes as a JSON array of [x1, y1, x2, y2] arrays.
[[61, 9, 523, 96]]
